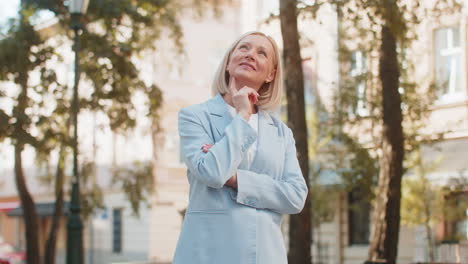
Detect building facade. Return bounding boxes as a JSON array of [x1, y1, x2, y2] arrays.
[[0, 1, 467, 264]]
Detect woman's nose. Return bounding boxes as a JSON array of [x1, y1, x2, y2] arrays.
[[244, 50, 255, 61]]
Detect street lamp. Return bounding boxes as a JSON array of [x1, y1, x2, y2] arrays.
[[67, 0, 89, 263]]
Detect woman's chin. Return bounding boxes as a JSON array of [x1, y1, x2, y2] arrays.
[[232, 73, 258, 85]]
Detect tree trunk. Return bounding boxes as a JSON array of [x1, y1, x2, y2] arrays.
[[44, 145, 66, 264], [15, 144, 42, 264], [279, 0, 312, 263], [367, 25, 404, 264], [13, 57, 42, 263]]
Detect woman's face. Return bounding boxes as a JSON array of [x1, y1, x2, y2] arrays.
[[226, 34, 276, 90]]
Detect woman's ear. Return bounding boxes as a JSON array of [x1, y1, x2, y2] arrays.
[[266, 69, 276, 83]]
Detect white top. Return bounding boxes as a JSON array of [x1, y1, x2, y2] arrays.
[[224, 101, 258, 167]]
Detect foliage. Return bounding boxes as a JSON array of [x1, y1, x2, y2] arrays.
[[401, 149, 444, 227], [79, 160, 105, 220], [295, 1, 463, 263], [0, 5, 57, 263], [297, 0, 462, 201], [0, 0, 192, 262], [0, 9, 58, 148], [0, 0, 181, 205], [303, 86, 378, 228], [307, 104, 336, 226], [112, 161, 154, 217], [402, 149, 467, 261], [401, 148, 443, 261], [310, 0, 461, 144]]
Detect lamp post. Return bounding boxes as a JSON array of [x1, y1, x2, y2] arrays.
[[67, 1, 89, 264]]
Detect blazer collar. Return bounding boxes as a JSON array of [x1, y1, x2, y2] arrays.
[[208, 93, 277, 138], [208, 93, 229, 117], [256, 109, 280, 167]]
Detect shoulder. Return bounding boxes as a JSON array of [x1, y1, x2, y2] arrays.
[[179, 96, 216, 117], [178, 95, 221, 125], [179, 103, 203, 117], [179, 99, 209, 114]]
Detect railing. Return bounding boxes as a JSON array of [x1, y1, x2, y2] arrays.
[[435, 243, 468, 263]]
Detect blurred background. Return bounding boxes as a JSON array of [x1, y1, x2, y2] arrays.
[[0, 0, 466, 264]]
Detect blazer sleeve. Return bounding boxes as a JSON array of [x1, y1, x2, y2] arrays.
[[234, 127, 308, 215], [178, 107, 258, 189]]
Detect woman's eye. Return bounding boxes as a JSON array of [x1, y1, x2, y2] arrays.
[[239, 45, 248, 50], [259, 50, 267, 57]]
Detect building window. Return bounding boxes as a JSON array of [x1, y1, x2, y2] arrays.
[[348, 188, 370, 245], [349, 51, 368, 116], [434, 26, 462, 102], [112, 208, 122, 253]]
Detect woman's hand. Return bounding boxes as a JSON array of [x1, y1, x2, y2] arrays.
[[202, 143, 237, 189], [225, 173, 237, 189], [229, 77, 259, 120], [201, 143, 212, 153]]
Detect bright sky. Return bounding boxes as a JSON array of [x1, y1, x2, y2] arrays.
[[0, 0, 20, 27], [0, 0, 56, 34]]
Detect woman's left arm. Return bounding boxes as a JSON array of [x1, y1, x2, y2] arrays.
[[233, 127, 308, 215]]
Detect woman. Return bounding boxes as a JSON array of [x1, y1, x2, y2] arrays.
[[173, 31, 308, 264]]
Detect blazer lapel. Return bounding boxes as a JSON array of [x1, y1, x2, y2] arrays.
[[250, 110, 280, 171], [208, 94, 232, 140], [207, 96, 282, 172], [258, 110, 278, 144]]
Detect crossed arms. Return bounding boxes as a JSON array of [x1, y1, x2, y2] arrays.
[[178, 108, 308, 215]]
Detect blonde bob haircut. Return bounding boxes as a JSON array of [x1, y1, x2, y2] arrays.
[[211, 31, 283, 111]]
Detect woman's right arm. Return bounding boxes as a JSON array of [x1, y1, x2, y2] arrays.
[[178, 107, 257, 189]]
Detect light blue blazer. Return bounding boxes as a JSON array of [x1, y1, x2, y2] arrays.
[[173, 94, 308, 264]]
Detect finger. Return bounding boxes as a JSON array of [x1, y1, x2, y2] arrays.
[[248, 93, 257, 104], [239, 86, 260, 97], [202, 143, 213, 153], [239, 87, 259, 104]]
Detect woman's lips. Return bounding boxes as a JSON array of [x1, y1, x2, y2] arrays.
[[239, 63, 256, 71]]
